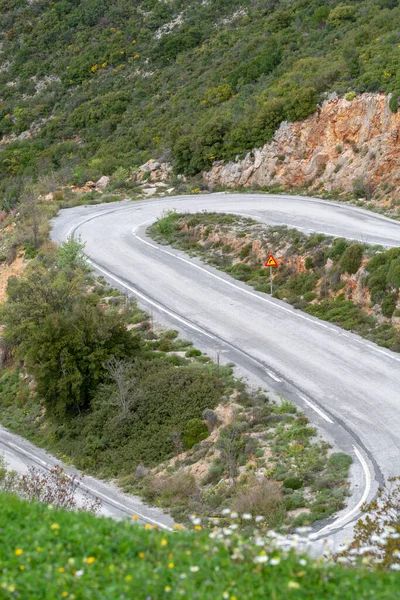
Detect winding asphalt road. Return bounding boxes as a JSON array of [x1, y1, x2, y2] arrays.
[[5, 193, 400, 543]]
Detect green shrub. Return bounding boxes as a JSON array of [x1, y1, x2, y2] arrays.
[[185, 348, 202, 357], [285, 491, 306, 511], [389, 90, 400, 113], [305, 257, 314, 270], [387, 258, 400, 289], [182, 418, 209, 450], [230, 262, 253, 281], [283, 476, 303, 490], [382, 293, 396, 318], [340, 244, 363, 275]]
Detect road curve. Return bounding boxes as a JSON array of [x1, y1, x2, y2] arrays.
[[49, 193, 400, 540], [0, 424, 175, 530]]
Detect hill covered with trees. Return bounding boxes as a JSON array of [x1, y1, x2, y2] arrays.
[[0, 0, 399, 207]]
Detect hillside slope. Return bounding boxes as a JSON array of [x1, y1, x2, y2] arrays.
[[0, 0, 399, 207]]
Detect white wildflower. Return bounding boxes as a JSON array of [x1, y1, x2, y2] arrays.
[[254, 555, 268, 564]]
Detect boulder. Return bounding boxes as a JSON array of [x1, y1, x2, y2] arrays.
[[96, 175, 110, 189]]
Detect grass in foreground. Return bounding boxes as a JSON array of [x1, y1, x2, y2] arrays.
[[0, 493, 399, 600]]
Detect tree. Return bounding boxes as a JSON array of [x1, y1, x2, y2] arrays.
[[99, 358, 137, 420], [57, 235, 88, 272], [1, 261, 83, 351], [25, 302, 141, 417]]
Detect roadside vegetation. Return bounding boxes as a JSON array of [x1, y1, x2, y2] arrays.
[[148, 212, 400, 352], [0, 236, 352, 528], [1, 0, 400, 210], [0, 491, 399, 600]]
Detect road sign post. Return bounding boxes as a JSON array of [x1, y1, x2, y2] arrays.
[[264, 254, 278, 295]]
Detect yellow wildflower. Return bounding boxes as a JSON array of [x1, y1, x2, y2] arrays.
[[62, 593, 68, 598], [86, 557, 95, 564], [50, 523, 60, 530], [139, 552, 145, 559], [145, 524, 152, 530], [58, 567, 65, 573], [132, 515, 139, 520], [125, 575, 132, 582], [288, 581, 301, 590], [161, 538, 168, 546], [15, 549, 23, 556], [20, 565, 25, 570], [165, 586, 171, 593], [168, 562, 174, 569]]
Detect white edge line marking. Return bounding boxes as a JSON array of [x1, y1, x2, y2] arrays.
[[74, 213, 375, 536], [88, 259, 283, 383], [300, 395, 334, 424], [309, 445, 372, 539], [132, 231, 400, 364], [1, 438, 173, 531], [88, 259, 217, 341], [89, 229, 373, 536]]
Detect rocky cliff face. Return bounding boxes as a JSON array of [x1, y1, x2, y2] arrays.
[[203, 94, 400, 205]]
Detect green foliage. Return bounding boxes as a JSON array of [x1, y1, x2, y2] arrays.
[[182, 418, 209, 450], [381, 293, 396, 317], [56, 235, 87, 272], [2, 259, 140, 417], [389, 90, 400, 113], [0, 0, 399, 187], [27, 303, 139, 417], [2, 493, 400, 600], [387, 257, 400, 288], [340, 244, 363, 274], [283, 476, 303, 490]]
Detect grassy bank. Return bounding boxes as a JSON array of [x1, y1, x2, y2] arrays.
[[148, 211, 400, 352], [0, 492, 399, 600]]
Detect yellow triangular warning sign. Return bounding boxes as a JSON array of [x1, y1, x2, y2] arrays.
[[265, 254, 278, 267]]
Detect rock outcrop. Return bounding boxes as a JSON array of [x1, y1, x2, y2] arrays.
[[133, 159, 173, 182], [203, 94, 400, 204]]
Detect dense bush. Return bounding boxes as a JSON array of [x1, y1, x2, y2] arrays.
[[182, 418, 210, 450], [340, 244, 364, 275]]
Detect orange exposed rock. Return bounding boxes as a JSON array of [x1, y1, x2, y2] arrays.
[[203, 94, 400, 205], [0, 253, 25, 303]]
